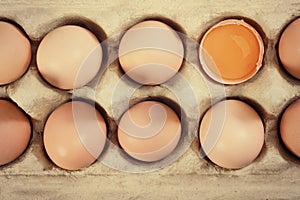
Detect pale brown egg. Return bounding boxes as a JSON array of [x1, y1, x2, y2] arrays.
[[280, 99, 300, 158], [199, 99, 264, 169], [279, 18, 300, 79], [118, 101, 181, 162], [43, 101, 107, 170], [0, 99, 31, 166], [118, 20, 184, 85], [0, 21, 31, 85], [37, 25, 102, 90]]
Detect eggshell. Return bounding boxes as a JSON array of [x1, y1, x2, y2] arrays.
[[43, 101, 107, 170], [199, 19, 264, 84], [199, 99, 264, 169], [280, 99, 300, 158], [0, 21, 31, 85], [278, 18, 300, 79], [118, 20, 184, 85], [37, 25, 102, 90], [118, 101, 181, 162], [0, 100, 31, 166]]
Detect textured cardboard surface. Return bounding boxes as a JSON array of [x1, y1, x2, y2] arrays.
[[0, 0, 300, 199]]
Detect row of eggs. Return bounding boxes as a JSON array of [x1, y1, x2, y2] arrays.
[[0, 17, 300, 171], [2, 17, 300, 87], [1, 95, 300, 171]]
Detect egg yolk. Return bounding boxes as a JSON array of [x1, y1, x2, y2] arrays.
[[201, 24, 260, 80]]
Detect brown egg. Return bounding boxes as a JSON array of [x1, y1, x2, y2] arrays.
[[199, 100, 264, 169], [37, 25, 102, 90], [280, 99, 300, 158], [0, 100, 31, 166], [43, 101, 107, 170], [118, 20, 184, 85], [118, 101, 181, 162], [0, 21, 31, 85], [279, 18, 300, 79]]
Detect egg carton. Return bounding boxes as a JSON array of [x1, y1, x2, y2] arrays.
[[0, 0, 300, 199]]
